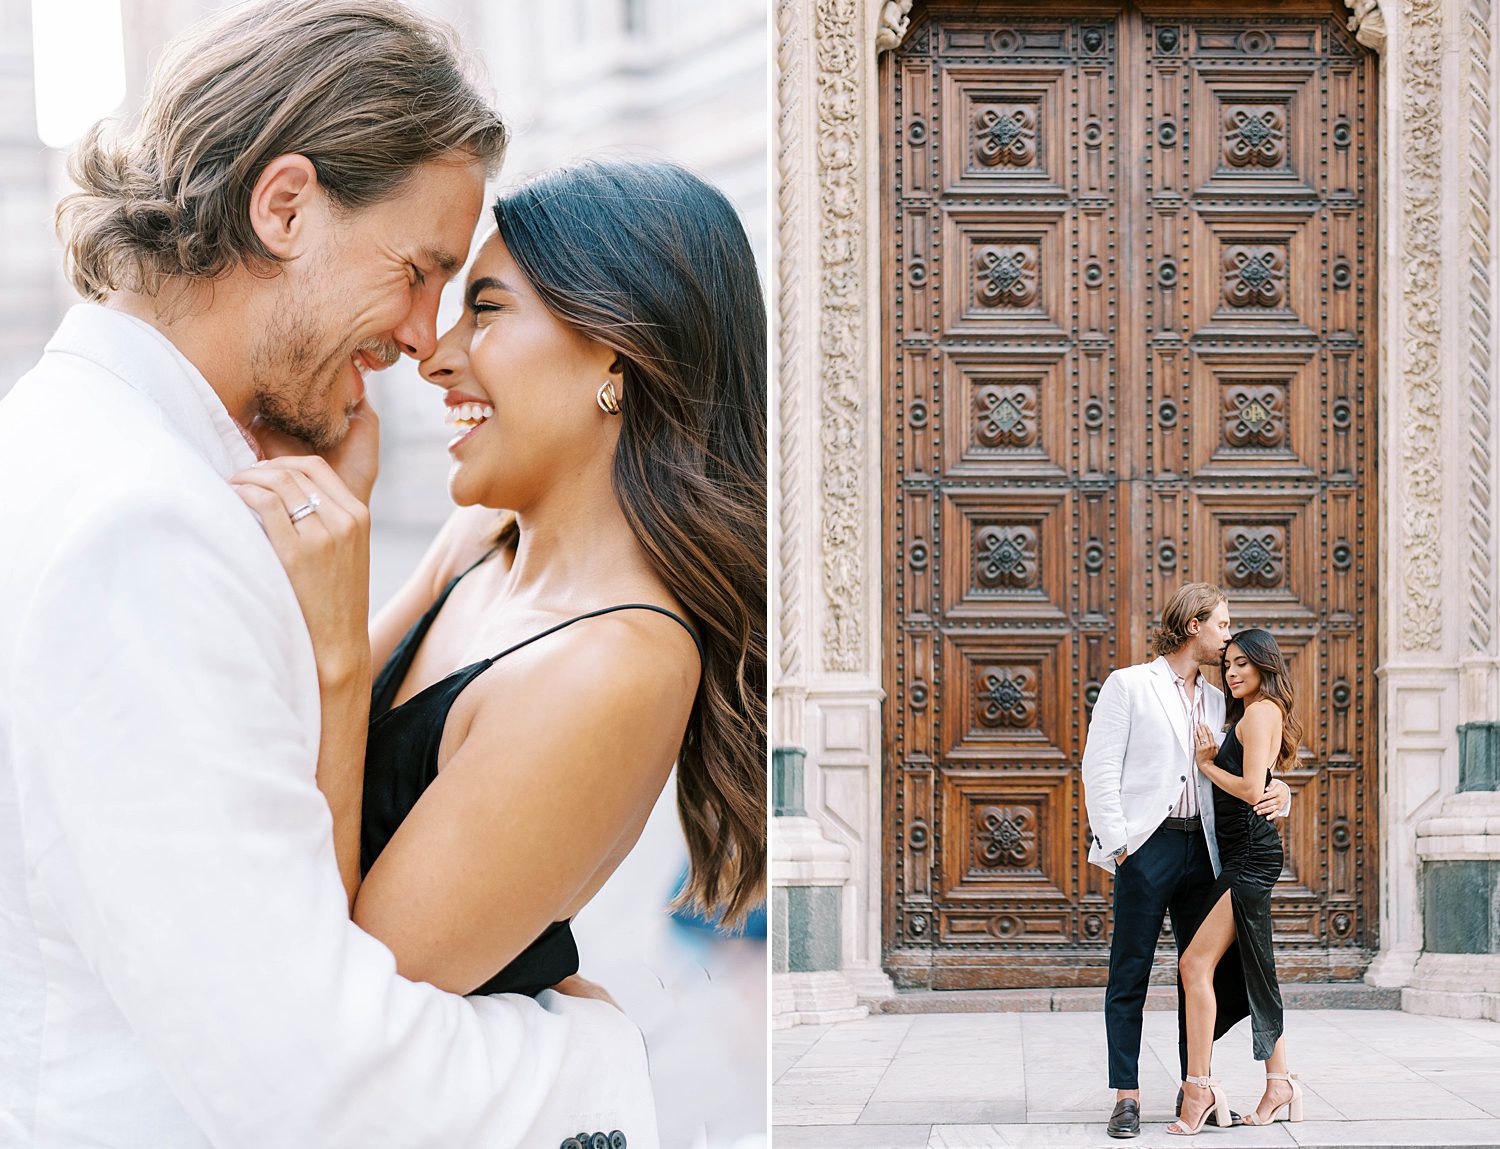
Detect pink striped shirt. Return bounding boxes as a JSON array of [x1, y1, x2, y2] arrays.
[[1169, 666, 1206, 818]]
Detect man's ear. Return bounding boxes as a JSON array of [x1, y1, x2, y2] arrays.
[[248, 154, 321, 260]]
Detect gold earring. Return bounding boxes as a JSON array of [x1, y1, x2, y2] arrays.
[[596, 379, 621, 415]]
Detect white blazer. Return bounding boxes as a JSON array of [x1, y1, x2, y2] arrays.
[[1081, 657, 1226, 877], [0, 306, 658, 1148]]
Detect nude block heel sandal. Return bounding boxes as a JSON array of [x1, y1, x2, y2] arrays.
[[1166, 1075, 1231, 1135], [1244, 1071, 1304, 1126]]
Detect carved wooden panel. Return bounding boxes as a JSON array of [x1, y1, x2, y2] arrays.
[[884, 2, 1377, 989]]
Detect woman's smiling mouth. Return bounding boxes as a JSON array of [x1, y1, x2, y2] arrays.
[[444, 400, 494, 451]]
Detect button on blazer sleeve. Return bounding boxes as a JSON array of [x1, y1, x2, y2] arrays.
[[1081, 669, 1132, 858], [11, 487, 656, 1148]]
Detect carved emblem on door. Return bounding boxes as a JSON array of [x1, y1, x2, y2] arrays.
[[1224, 525, 1287, 589], [1223, 244, 1287, 308], [1223, 104, 1287, 168], [1222, 383, 1288, 449], [974, 525, 1040, 589], [973, 103, 1039, 167], [976, 665, 1038, 728], [974, 805, 1038, 868], [975, 244, 1040, 307], [973, 383, 1039, 450]]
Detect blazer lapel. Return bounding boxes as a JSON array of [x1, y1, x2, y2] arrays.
[[1148, 662, 1192, 756]]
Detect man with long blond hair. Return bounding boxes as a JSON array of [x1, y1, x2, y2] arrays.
[[1082, 582, 1291, 1139], [0, 3, 654, 1146]]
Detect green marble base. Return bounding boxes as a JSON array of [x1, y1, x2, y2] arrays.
[[1423, 860, 1500, 954], [1458, 721, 1500, 792], [773, 884, 843, 973], [774, 745, 807, 817]]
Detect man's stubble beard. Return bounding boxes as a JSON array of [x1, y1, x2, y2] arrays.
[[249, 267, 354, 453], [1193, 631, 1228, 672]]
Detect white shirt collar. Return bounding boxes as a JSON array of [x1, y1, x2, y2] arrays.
[[1153, 654, 1204, 696], [44, 304, 258, 480]]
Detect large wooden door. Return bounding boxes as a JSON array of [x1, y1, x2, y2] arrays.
[[882, 1, 1377, 988]]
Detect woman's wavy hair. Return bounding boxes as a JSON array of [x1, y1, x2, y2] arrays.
[[492, 159, 767, 926], [56, 0, 506, 301], [1151, 581, 1227, 658], [1221, 629, 1304, 772]]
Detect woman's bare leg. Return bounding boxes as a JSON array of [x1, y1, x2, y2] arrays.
[[1245, 1036, 1295, 1124], [1266, 1035, 1288, 1076], [1166, 891, 1237, 1133]]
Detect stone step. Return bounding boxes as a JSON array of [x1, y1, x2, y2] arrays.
[[868, 982, 1402, 1014]]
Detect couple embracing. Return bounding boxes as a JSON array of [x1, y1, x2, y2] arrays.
[[1083, 582, 1306, 1138], [0, 1, 764, 1146]]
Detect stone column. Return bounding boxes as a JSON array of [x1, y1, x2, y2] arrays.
[[1358, 0, 1469, 994], [770, 0, 896, 1024], [771, 747, 868, 1026], [0, 0, 68, 395], [1398, 0, 1500, 1024], [1365, 0, 1500, 1020], [1407, 729, 1500, 1019]]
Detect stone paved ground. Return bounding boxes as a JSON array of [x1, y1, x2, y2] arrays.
[[773, 1009, 1500, 1147]]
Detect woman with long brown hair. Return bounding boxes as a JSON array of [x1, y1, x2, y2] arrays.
[[232, 158, 765, 1005], [1167, 629, 1305, 1134]]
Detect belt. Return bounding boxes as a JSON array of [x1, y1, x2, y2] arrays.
[[1161, 816, 1202, 832]]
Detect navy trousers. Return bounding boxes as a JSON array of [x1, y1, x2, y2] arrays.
[[1104, 823, 1217, 1090]]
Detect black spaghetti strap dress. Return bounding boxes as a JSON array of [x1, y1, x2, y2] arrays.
[[361, 552, 703, 997], [1207, 722, 1286, 1059]]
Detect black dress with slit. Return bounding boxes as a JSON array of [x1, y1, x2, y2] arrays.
[[360, 553, 703, 997], [1207, 722, 1286, 1059]]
